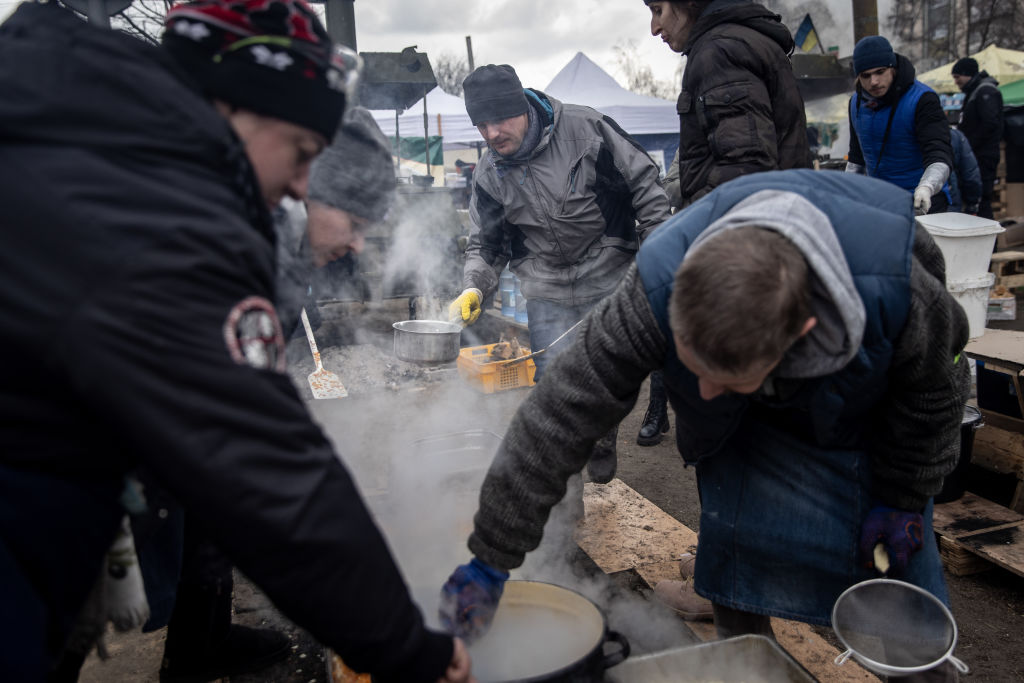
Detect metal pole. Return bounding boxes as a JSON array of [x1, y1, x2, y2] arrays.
[[324, 0, 356, 50], [465, 36, 475, 72], [87, 0, 111, 27], [423, 96, 431, 178], [851, 0, 879, 46]]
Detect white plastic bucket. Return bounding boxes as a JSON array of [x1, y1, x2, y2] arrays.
[[916, 213, 1004, 281], [948, 273, 995, 339]]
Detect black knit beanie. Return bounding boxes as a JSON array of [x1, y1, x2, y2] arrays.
[[162, 0, 351, 141], [952, 57, 979, 78], [852, 35, 896, 74], [308, 107, 396, 222], [463, 65, 529, 126]]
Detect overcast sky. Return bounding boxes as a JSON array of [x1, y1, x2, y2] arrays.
[[1, 0, 893, 93]]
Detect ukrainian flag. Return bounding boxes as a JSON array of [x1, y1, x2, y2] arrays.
[[794, 14, 819, 53]]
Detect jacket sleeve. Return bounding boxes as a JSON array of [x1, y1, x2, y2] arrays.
[[955, 132, 983, 209], [969, 85, 1005, 156], [914, 91, 954, 170], [847, 96, 867, 166], [664, 149, 682, 211], [62, 236, 452, 683], [468, 265, 668, 569], [868, 227, 971, 511], [593, 114, 670, 241], [687, 37, 788, 190], [462, 171, 512, 297]]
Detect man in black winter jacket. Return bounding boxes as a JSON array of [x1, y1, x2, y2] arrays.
[[0, 2, 470, 682], [953, 57, 1005, 219]]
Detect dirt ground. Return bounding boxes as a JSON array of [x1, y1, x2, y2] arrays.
[[81, 298, 1024, 682]]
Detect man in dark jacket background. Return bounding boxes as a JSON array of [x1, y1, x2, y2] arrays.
[[846, 35, 953, 215], [0, 2, 470, 681], [949, 127, 983, 215], [953, 57, 1005, 219], [645, 0, 811, 206]]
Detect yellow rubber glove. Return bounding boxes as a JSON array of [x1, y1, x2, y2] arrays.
[[449, 288, 483, 325]]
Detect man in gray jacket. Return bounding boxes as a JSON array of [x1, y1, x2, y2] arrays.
[[448, 64, 670, 483]]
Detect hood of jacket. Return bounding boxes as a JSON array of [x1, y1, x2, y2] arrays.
[[0, 3, 242, 196], [683, 0, 795, 56], [964, 71, 1000, 96], [686, 189, 866, 378]]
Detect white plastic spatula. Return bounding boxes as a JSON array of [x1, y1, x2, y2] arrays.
[[300, 308, 347, 399]]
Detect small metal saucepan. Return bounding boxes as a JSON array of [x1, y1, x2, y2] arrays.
[[392, 320, 462, 364], [468, 580, 629, 682]]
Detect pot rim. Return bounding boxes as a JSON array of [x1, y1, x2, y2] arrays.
[[392, 319, 462, 335], [483, 580, 616, 683]]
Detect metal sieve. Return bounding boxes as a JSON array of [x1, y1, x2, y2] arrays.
[[832, 578, 969, 677]]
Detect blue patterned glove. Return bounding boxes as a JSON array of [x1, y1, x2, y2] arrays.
[[439, 558, 509, 642], [859, 505, 924, 576]]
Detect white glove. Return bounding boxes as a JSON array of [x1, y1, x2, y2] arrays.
[[845, 161, 865, 175], [913, 186, 932, 215], [913, 162, 950, 216]]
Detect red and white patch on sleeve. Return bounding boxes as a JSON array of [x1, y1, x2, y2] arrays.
[[222, 296, 286, 373]]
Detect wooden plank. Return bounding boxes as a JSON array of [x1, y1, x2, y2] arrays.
[[964, 329, 1024, 371], [980, 408, 1024, 436], [577, 479, 697, 574], [933, 491, 1024, 538], [938, 535, 994, 576], [933, 492, 1024, 578], [972, 424, 1024, 478]]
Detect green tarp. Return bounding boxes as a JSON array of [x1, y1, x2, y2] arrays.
[[387, 135, 443, 165], [1001, 79, 1024, 107]]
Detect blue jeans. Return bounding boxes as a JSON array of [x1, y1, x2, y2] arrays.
[[525, 299, 595, 382]]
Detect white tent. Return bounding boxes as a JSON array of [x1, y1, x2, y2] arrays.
[[543, 52, 678, 136], [368, 87, 480, 147]]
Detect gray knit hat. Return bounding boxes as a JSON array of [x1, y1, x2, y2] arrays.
[[308, 106, 396, 222], [463, 64, 529, 126]]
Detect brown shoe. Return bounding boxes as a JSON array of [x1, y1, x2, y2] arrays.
[[678, 552, 696, 580], [653, 580, 713, 621]]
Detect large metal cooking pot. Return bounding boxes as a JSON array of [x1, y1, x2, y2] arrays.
[[468, 580, 629, 682], [392, 320, 461, 363]]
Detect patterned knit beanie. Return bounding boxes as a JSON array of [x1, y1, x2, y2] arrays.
[[162, 0, 356, 141], [308, 107, 397, 222]]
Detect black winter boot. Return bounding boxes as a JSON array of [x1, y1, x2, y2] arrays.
[[159, 529, 290, 682], [159, 581, 290, 683], [586, 425, 618, 484], [637, 371, 669, 446]]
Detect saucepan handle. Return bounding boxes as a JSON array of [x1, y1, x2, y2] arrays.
[[601, 630, 630, 669]]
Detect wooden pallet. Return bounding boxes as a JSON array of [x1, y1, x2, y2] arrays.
[[577, 480, 878, 682], [933, 491, 1024, 578]]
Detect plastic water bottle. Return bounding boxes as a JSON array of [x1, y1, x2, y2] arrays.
[[514, 277, 528, 323], [500, 267, 515, 317]]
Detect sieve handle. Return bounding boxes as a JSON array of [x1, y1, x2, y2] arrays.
[[949, 655, 970, 674], [834, 649, 854, 666]]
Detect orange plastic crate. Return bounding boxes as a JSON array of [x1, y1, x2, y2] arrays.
[[457, 343, 537, 393]]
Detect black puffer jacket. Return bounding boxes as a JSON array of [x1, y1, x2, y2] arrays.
[[959, 71, 1005, 166], [0, 4, 449, 680], [675, 0, 811, 205]]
